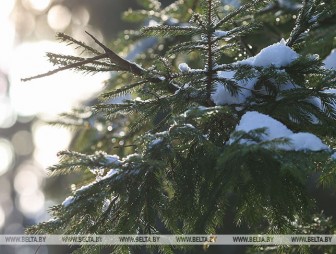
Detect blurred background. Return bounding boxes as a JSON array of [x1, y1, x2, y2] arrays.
[[0, 0, 155, 253]]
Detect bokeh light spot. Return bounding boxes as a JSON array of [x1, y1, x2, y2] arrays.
[[0, 207, 5, 229], [72, 6, 90, 26], [11, 130, 34, 156], [17, 190, 45, 216], [0, 1, 15, 71], [34, 15, 54, 39], [28, 0, 51, 12], [14, 169, 40, 195], [0, 138, 15, 176], [0, 73, 8, 95], [33, 122, 71, 168], [47, 5, 72, 31], [13, 9, 36, 38], [0, 97, 17, 128]]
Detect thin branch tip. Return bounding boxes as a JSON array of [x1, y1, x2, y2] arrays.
[[85, 31, 109, 52], [20, 53, 107, 82]]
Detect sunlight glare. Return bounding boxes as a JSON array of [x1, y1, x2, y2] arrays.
[[0, 97, 17, 128], [0, 0, 15, 72], [0, 0, 15, 18], [9, 41, 107, 117], [23, 0, 51, 12], [32, 122, 72, 168]]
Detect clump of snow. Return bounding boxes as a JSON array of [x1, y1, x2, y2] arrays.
[[105, 154, 122, 165], [236, 111, 292, 138], [47, 218, 59, 223], [178, 63, 191, 73], [286, 132, 328, 151], [232, 111, 329, 151], [211, 71, 256, 105], [325, 89, 336, 94], [102, 198, 111, 212], [179, 123, 196, 129], [123, 153, 141, 161], [308, 15, 319, 24], [101, 168, 119, 180], [62, 196, 75, 207], [239, 39, 299, 67], [306, 89, 336, 116], [149, 138, 163, 148], [211, 39, 299, 106], [182, 106, 209, 117], [322, 89, 336, 111], [324, 49, 336, 70], [61, 168, 120, 206], [148, 19, 159, 27], [214, 30, 228, 37], [76, 182, 96, 193], [89, 168, 104, 176], [331, 153, 336, 160], [87, 154, 120, 178]]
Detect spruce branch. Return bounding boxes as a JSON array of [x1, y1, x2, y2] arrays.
[[46, 53, 112, 68], [141, 25, 200, 37], [214, 0, 268, 29], [84, 31, 178, 93], [100, 80, 147, 101], [46, 53, 120, 73], [22, 32, 145, 82], [21, 54, 108, 82], [85, 31, 145, 76], [287, 0, 315, 47], [56, 32, 101, 55], [23, 31, 179, 93]]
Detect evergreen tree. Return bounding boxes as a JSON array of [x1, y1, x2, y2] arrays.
[[23, 0, 336, 253]]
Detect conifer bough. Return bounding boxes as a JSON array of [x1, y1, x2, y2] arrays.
[[24, 0, 336, 253]]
